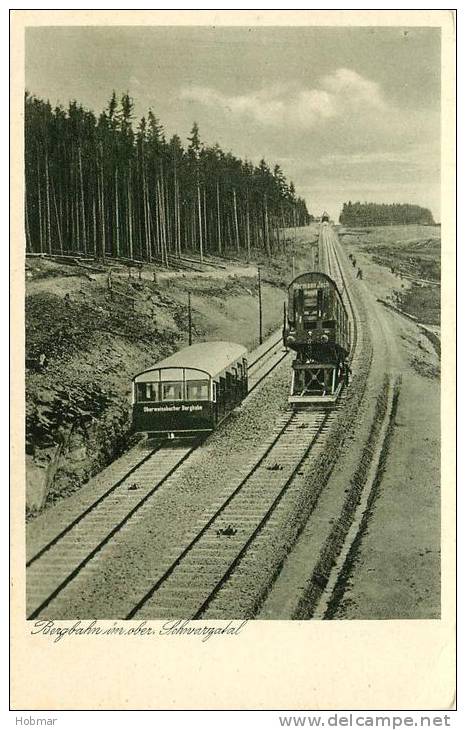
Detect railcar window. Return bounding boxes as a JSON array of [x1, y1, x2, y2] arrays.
[[323, 320, 335, 328], [136, 382, 160, 402], [161, 381, 183, 401], [303, 293, 318, 317], [186, 379, 209, 401]]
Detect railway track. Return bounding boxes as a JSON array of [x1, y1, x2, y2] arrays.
[[121, 227, 361, 620], [303, 226, 400, 620], [323, 225, 359, 361], [127, 407, 331, 619], [247, 334, 288, 391], [255, 226, 400, 620], [26, 331, 287, 619], [27, 226, 363, 621]]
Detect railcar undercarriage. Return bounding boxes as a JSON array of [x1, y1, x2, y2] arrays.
[[289, 358, 349, 405]]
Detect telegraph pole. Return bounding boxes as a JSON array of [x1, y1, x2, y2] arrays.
[[188, 292, 192, 345], [283, 301, 288, 352], [258, 266, 263, 345]]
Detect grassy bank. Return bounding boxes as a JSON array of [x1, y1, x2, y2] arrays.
[[338, 224, 440, 325]]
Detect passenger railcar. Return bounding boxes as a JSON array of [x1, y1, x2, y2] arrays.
[[283, 272, 350, 404], [321, 211, 330, 223], [132, 341, 248, 437]]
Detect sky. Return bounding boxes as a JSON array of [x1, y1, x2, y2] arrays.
[[25, 25, 441, 221]]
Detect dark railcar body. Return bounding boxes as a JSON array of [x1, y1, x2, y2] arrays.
[[132, 341, 248, 436], [284, 272, 350, 359], [283, 272, 350, 403]]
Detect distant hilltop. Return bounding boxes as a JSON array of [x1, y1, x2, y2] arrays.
[[339, 201, 435, 227]]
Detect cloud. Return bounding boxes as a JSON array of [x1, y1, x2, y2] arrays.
[[320, 67, 385, 109], [180, 68, 388, 130], [320, 146, 439, 172], [320, 151, 415, 167]]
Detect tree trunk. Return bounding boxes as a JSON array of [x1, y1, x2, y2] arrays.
[[160, 176, 168, 266], [245, 195, 251, 260], [191, 206, 196, 252], [115, 168, 120, 257], [100, 150, 106, 262], [176, 181, 181, 256], [263, 193, 271, 257], [78, 146, 87, 254], [127, 162, 133, 260], [147, 186, 154, 260], [216, 180, 222, 253], [197, 180, 204, 262], [92, 195, 97, 255], [51, 180, 63, 254], [203, 186, 208, 252], [44, 149, 52, 253], [25, 196, 32, 252], [156, 178, 167, 266], [175, 172, 182, 256], [143, 167, 152, 262], [232, 188, 240, 252], [36, 154, 43, 254], [163, 171, 171, 257], [75, 186, 80, 252]]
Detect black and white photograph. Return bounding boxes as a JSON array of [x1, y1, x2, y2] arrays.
[[11, 8, 456, 712]]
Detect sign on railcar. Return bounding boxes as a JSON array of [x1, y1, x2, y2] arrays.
[[133, 400, 214, 434]]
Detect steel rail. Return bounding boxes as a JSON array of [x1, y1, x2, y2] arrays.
[[248, 336, 282, 368], [126, 232, 348, 620], [28, 228, 356, 622], [191, 410, 331, 619], [27, 443, 198, 619], [191, 229, 360, 618], [26, 441, 166, 568], [125, 409, 323, 619], [26, 323, 290, 618], [27, 336, 285, 566]]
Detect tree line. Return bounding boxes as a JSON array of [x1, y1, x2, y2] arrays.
[[339, 201, 435, 227], [25, 91, 312, 264]]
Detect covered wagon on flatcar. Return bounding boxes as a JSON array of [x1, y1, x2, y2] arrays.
[[283, 272, 350, 404], [132, 341, 248, 438]]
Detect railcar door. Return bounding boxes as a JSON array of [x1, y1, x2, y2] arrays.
[[225, 371, 233, 410], [242, 358, 248, 395], [213, 381, 219, 425], [231, 367, 239, 404], [218, 376, 226, 418]]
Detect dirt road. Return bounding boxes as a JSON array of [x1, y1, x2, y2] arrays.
[[260, 225, 441, 619]]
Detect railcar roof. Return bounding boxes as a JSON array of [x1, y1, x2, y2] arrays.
[[133, 341, 248, 380], [288, 271, 346, 309], [289, 271, 336, 287]]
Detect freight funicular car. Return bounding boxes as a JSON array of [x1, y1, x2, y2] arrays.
[[283, 272, 350, 405], [132, 341, 248, 438]]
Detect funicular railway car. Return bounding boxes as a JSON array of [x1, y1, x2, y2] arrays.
[[283, 272, 350, 405], [132, 341, 248, 438]]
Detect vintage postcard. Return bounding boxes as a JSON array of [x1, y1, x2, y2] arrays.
[[10, 9, 456, 710]]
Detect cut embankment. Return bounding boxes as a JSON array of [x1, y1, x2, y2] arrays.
[[25, 264, 285, 515]]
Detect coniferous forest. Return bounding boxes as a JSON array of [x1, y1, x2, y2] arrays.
[[25, 91, 312, 263], [339, 201, 435, 227]]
